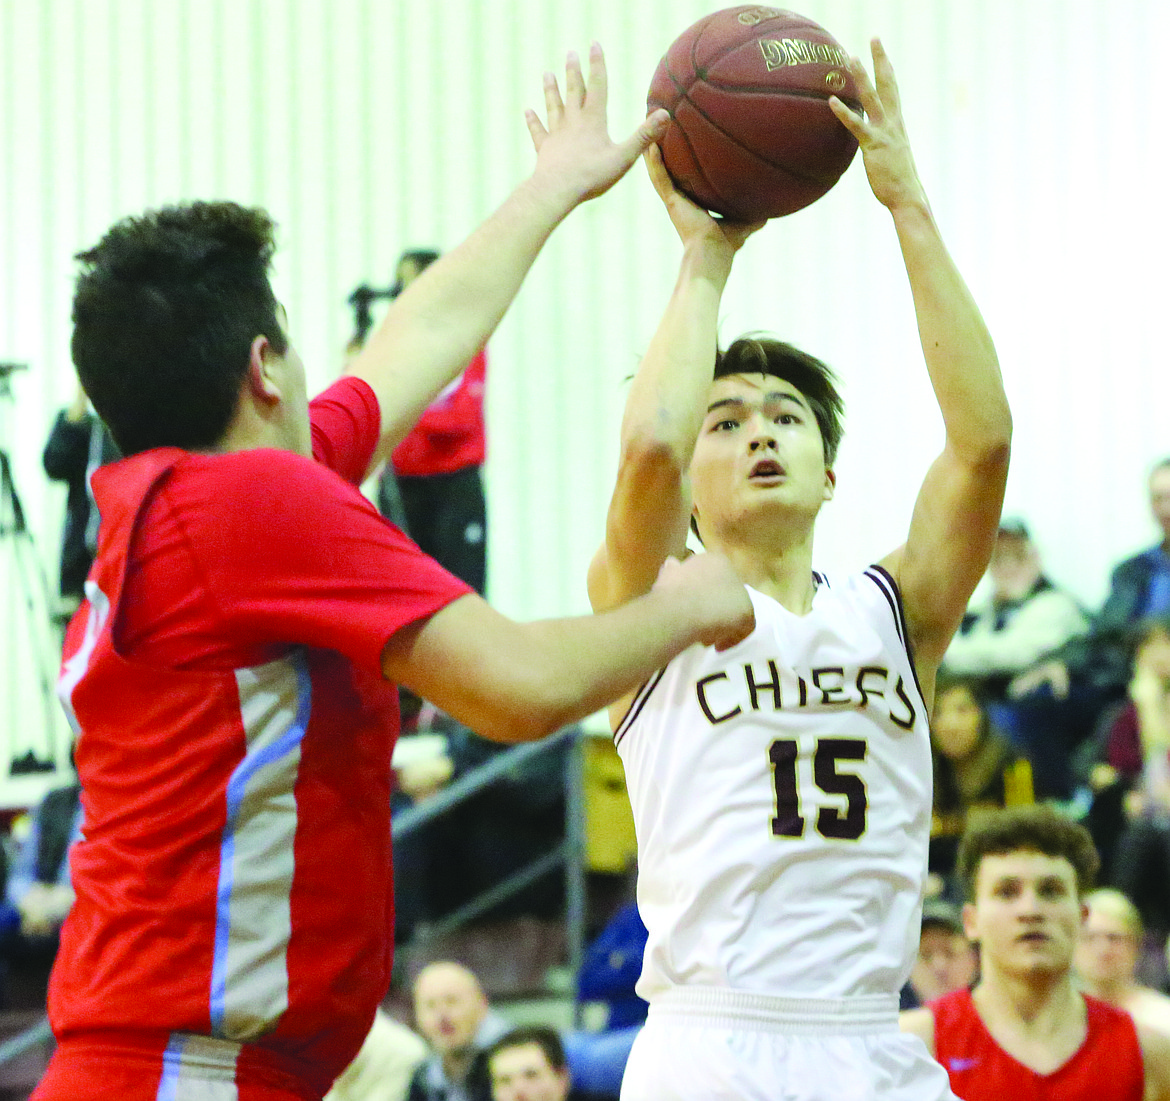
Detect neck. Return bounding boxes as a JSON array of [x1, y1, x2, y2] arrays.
[[707, 523, 818, 614], [974, 965, 1081, 1030], [440, 1049, 475, 1083]]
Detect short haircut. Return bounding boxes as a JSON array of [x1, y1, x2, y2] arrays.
[[714, 336, 845, 466], [956, 804, 1100, 901], [689, 336, 845, 542], [1085, 887, 1143, 939], [1151, 456, 1170, 477], [71, 201, 287, 455], [486, 1025, 566, 1074]]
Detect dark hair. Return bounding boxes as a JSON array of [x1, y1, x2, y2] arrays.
[[688, 336, 844, 542], [956, 804, 1099, 901], [486, 1025, 567, 1074], [714, 336, 844, 465], [398, 248, 440, 272], [71, 201, 287, 455]]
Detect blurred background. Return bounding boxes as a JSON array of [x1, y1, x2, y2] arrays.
[[0, 0, 1167, 792]]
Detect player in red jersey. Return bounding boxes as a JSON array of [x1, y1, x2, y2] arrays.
[[34, 46, 754, 1101], [900, 805, 1170, 1099]]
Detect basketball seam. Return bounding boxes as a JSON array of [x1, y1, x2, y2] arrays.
[[678, 90, 833, 188], [700, 80, 861, 110], [679, 28, 852, 192]]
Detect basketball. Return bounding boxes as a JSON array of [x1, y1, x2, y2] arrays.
[[647, 6, 862, 221]]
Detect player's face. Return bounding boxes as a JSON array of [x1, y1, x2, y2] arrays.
[[1151, 466, 1170, 542], [489, 1043, 570, 1101], [931, 685, 983, 760], [1075, 905, 1140, 988], [967, 850, 1085, 980], [910, 927, 978, 1002], [413, 966, 488, 1055], [689, 373, 834, 543]]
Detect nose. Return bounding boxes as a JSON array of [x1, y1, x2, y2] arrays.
[[748, 414, 777, 451]]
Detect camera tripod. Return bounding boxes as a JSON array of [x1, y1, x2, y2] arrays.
[[0, 363, 62, 774]]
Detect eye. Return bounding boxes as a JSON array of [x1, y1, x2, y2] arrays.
[[712, 418, 739, 432], [776, 412, 800, 425]]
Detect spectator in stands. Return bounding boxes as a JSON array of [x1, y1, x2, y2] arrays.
[[1006, 458, 1170, 799], [4, 778, 81, 940], [928, 675, 1034, 896], [407, 961, 510, 1101], [377, 249, 488, 598], [486, 1027, 572, 1101], [1078, 614, 1170, 883], [1103, 616, 1170, 945], [42, 381, 119, 619], [899, 899, 979, 1011], [0, 776, 82, 1010], [326, 1008, 429, 1101], [576, 900, 648, 1030], [1075, 888, 1170, 1030], [943, 518, 1087, 701]]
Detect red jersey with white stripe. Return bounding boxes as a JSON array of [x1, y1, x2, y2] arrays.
[[45, 377, 470, 1098], [391, 347, 486, 476], [931, 988, 1144, 1100]]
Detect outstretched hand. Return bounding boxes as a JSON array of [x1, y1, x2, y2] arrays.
[[644, 143, 765, 254], [526, 42, 670, 207], [828, 38, 928, 213]]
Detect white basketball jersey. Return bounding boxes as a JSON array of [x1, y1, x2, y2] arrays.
[[616, 566, 932, 1003]]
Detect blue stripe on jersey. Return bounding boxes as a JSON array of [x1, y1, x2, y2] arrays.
[[614, 668, 666, 749], [210, 652, 312, 1040]]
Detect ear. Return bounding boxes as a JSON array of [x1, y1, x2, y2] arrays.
[[961, 901, 978, 941], [823, 466, 836, 501], [247, 334, 282, 404]]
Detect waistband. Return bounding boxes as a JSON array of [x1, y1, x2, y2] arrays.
[[647, 987, 899, 1035], [52, 1031, 322, 1099]]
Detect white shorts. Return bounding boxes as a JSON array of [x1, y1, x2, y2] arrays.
[[619, 988, 956, 1101]]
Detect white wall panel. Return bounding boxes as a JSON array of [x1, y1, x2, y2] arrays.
[[0, 0, 1168, 791]]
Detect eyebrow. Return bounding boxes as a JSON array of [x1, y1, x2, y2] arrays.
[[706, 392, 810, 415]]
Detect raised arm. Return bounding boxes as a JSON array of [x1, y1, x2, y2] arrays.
[[830, 40, 1011, 684], [348, 44, 668, 475], [587, 147, 761, 614], [383, 550, 754, 743]]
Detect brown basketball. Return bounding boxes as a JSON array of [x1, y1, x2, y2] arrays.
[[647, 6, 862, 221]]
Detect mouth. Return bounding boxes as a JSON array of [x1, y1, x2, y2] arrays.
[[749, 458, 785, 481], [1017, 931, 1050, 946]]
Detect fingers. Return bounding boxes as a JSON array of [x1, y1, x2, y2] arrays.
[[847, 54, 883, 125], [583, 41, 607, 112], [542, 70, 565, 129], [827, 95, 866, 141], [643, 141, 676, 202], [620, 108, 669, 166], [563, 49, 586, 110], [524, 109, 548, 152], [870, 37, 902, 117]]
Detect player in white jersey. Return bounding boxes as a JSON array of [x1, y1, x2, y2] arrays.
[[587, 41, 1012, 1100]]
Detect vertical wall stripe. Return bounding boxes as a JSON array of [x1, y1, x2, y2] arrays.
[[209, 652, 310, 1041]]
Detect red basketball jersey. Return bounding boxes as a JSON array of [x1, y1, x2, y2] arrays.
[[931, 988, 1144, 1101], [45, 378, 471, 1098]]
